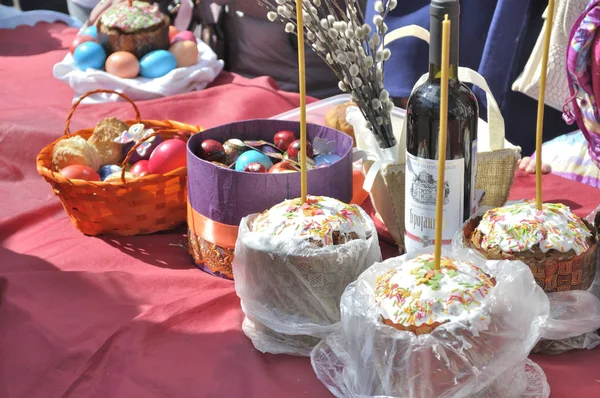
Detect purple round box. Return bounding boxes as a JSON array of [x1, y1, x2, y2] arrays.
[[187, 119, 354, 276], [187, 119, 353, 226]]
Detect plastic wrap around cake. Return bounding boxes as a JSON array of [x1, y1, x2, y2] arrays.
[[453, 202, 600, 354], [310, 247, 551, 398], [233, 196, 381, 356], [187, 119, 354, 279]]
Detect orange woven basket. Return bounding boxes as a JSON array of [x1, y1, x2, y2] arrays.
[[36, 89, 202, 236]]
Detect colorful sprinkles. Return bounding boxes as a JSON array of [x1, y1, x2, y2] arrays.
[[101, 1, 163, 33], [477, 201, 592, 255], [251, 195, 367, 246], [374, 254, 494, 327]]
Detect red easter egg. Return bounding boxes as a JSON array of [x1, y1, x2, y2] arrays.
[[244, 162, 267, 173], [273, 130, 296, 151], [130, 160, 151, 177], [148, 139, 187, 174], [169, 25, 180, 41], [69, 35, 98, 54], [286, 140, 314, 161], [268, 161, 297, 173], [198, 139, 225, 162], [59, 164, 101, 181], [171, 31, 197, 45]]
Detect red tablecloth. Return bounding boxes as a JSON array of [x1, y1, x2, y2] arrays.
[[1, 22, 600, 398]]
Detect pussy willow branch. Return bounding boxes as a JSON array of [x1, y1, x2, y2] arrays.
[[260, 0, 397, 148]]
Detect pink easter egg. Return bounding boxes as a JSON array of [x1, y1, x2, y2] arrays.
[[171, 31, 197, 45], [148, 139, 187, 174]]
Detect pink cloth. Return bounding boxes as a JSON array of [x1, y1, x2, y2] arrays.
[[1, 22, 599, 398]]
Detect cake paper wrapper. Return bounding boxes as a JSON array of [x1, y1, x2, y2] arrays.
[[453, 210, 600, 354], [310, 247, 550, 398], [233, 207, 381, 356]]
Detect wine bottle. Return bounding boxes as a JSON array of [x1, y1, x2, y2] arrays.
[[404, 0, 479, 253]]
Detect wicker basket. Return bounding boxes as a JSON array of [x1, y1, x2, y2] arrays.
[[36, 89, 202, 236]]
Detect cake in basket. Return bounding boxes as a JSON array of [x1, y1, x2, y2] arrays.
[[463, 201, 598, 292], [234, 195, 380, 355], [98, 1, 170, 59], [375, 254, 496, 335]]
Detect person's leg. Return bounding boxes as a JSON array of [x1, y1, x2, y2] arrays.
[[66, 0, 94, 23]]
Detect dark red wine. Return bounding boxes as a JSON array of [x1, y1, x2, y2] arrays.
[[404, 0, 479, 253]]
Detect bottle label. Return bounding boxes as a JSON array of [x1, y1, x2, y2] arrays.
[[404, 152, 464, 253], [470, 139, 478, 215]]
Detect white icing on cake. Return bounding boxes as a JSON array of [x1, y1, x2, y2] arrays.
[[476, 201, 592, 255], [374, 254, 494, 329], [251, 195, 368, 246]]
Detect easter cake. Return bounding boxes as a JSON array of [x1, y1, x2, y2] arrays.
[[463, 201, 598, 292], [98, 1, 170, 59], [250, 195, 368, 247], [309, 250, 551, 397], [324, 102, 356, 145], [374, 253, 496, 335], [234, 195, 381, 355]]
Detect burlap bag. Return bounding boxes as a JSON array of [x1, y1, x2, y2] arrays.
[[353, 26, 520, 252]]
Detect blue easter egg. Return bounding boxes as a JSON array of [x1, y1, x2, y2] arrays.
[[99, 165, 122, 181], [139, 50, 177, 78], [314, 153, 342, 167], [73, 41, 106, 70], [81, 25, 98, 39], [235, 150, 273, 171]]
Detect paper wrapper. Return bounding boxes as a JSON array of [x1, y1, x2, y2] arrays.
[[310, 247, 550, 398], [453, 210, 600, 355], [187, 119, 354, 279], [233, 209, 381, 356]]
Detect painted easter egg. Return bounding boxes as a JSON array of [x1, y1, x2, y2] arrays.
[[286, 140, 314, 161], [198, 139, 225, 162], [59, 164, 101, 181], [123, 135, 163, 164], [80, 25, 98, 38], [139, 50, 176, 78], [268, 161, 297, 173], [244, 162, 267, 173], [105, 51, 140, 78], [234, 150, 273, 171], [313, 153, 341, 167], [168, 25, 180, 41], [98, 164, 122, 180], [223, 139, 248, 165], [273, 130, 296, 151], [171, 31, 197, 45], [73, 41, 106, 71], [148, 139, 187, 174], [69, 35, 98, 54], [130, 160, 151, 177], [169, 41, 199, 68]]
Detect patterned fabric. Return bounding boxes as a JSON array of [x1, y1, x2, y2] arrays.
[[540, 130, 600, 188], [565, 0, 600, 167]]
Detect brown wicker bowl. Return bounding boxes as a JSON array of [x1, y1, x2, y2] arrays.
[[36, 89, 202, 236], [462, 213, 599, 293]]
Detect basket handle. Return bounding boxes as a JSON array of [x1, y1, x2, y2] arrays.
[[64, 90, 142, 137], [117, 120, 202, 185]]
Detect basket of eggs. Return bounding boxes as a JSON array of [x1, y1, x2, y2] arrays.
[[36, 89, 201, 236], [53, 0, 223, 103]]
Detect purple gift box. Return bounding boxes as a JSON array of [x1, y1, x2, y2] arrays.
[[186, 119, 354, 278]]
